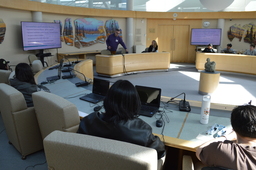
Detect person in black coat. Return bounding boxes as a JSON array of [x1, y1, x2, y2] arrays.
[[202, 44, 215, 53], [148, 40, 158, 52], [9, 63, 38, 107], [77, 80, 166, 159]]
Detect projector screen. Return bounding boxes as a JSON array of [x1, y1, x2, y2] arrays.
[[21, 21, 61, 51], [190, 28, 222, 46]]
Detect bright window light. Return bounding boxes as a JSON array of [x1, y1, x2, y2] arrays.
[[146, 0, 185, 12]]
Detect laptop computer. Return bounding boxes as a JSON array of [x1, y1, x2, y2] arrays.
[[135, 85, 161, 117], [46, 59, 64, 82], [79, 78, 110, 104]]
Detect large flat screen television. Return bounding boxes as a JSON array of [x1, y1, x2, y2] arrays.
[[190, 28, 222, 46], [21, 21, 61, 51]]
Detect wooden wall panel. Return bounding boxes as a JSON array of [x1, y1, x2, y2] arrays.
[[147, 19, 202, 63]]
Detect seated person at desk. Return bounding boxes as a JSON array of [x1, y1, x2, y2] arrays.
[[148, 40, 158, 52], [106, 28, 128, 55], [77, 80, 166, 159], [244, 44, 256, 55], [9, 63, 38, 107], [221, 43, 236, 54], [196, 105, 256, 170], [202, 44, 215, 53], [0, 58, 10, 70]]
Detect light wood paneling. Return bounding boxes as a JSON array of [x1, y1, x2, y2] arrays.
[[148, 19, 201, 63]]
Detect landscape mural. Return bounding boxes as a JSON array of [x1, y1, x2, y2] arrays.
[[228, 22, 256, 45], [74, 18, 106, 49], [63, 18, 73, 46], [0, 19, 6, 44]]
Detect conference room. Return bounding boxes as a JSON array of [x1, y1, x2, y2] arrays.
[[1, 0, 256, 170]]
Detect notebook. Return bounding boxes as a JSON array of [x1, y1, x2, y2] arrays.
[[79, 78, 110, 104], [135, 85, 161, 117], [46, 59, 64, 82]]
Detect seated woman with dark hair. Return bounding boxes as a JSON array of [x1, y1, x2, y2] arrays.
[[77, 80, 166, 159], [148, 40, 158, 52], [9, 63, 38, 107]]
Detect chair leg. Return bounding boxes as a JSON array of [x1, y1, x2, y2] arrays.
[[22, 155, 26, 160]]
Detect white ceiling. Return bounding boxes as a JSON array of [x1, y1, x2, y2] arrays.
[[41, 0, 256, 12]]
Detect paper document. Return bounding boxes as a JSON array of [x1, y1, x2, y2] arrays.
[[78, 110, 88, 117]]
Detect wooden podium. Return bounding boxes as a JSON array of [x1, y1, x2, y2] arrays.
[[199, 71, 220, 95]]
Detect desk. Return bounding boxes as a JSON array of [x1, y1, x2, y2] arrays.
[[57, 51, 101, 62], [36, 70, 231, 152], [196, 52, 256, 75], [36, 69, 233, 169], [96, 52, 171, 77]]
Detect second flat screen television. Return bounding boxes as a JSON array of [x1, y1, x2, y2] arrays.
[[21, 21, 61, 51], [190, 28, 222, 46]]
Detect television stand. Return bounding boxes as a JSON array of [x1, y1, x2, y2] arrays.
[[36, 50, 51, 67]]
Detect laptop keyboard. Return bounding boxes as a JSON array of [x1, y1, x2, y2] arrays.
[[87, 93, 104, 100]]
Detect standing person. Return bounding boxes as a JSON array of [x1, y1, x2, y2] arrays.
[[244, 44, 256, 55], [106, 28, 128, 55], [77, 80, 166, 160], [196, 105, 256, 170], [9, 63, 38, 107], [148, 40, 158, 52], [0, 58, 9, 70], [221, 43, 236, 54], [202, 44, 215, 53]]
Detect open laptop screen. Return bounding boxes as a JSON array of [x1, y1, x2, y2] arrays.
[[92, 78, 110, 96], [135, 85, 161, 107]]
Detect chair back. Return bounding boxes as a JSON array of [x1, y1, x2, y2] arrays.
[[0, 83, 43, 159], [44, 130, 158, 170], [0, 69, 11, 84], [32, 91, 80, 139], [31, 60, 43, 74], [101, 49, 111, 55], [28, 54, 38, 65]]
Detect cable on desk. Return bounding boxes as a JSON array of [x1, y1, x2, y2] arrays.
[[25, 161, 47, 170]]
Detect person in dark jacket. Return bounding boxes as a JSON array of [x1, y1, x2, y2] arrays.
[[106, 28, 128, 54], [77, 80, 166, 159], [9, 63, 37, 107], [148, 40, 158, 52], [202, 44, 215, 53]]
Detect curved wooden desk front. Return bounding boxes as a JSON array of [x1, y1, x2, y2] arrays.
[[96, 52, 171, 77], [196, 52, 256, 75]]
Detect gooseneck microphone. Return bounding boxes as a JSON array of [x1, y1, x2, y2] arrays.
[[69, 68, 91, 87], [179, 93, 191, 112], [167, 92, 191, 112]]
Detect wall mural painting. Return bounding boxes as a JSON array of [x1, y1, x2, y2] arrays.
[[74, 18, 106, 49], [63, 18, 73, 46], [54, 20, 64, 42], [0, 19, 6, 44], [105, 19, 122, 38], [228, 22, 256, 44]]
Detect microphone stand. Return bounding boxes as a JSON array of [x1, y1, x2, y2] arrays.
[[70, 68, 91, 87]]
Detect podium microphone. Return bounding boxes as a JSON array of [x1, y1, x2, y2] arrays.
[[70, 68, 90, 87], [179, 92, 191, 112]]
